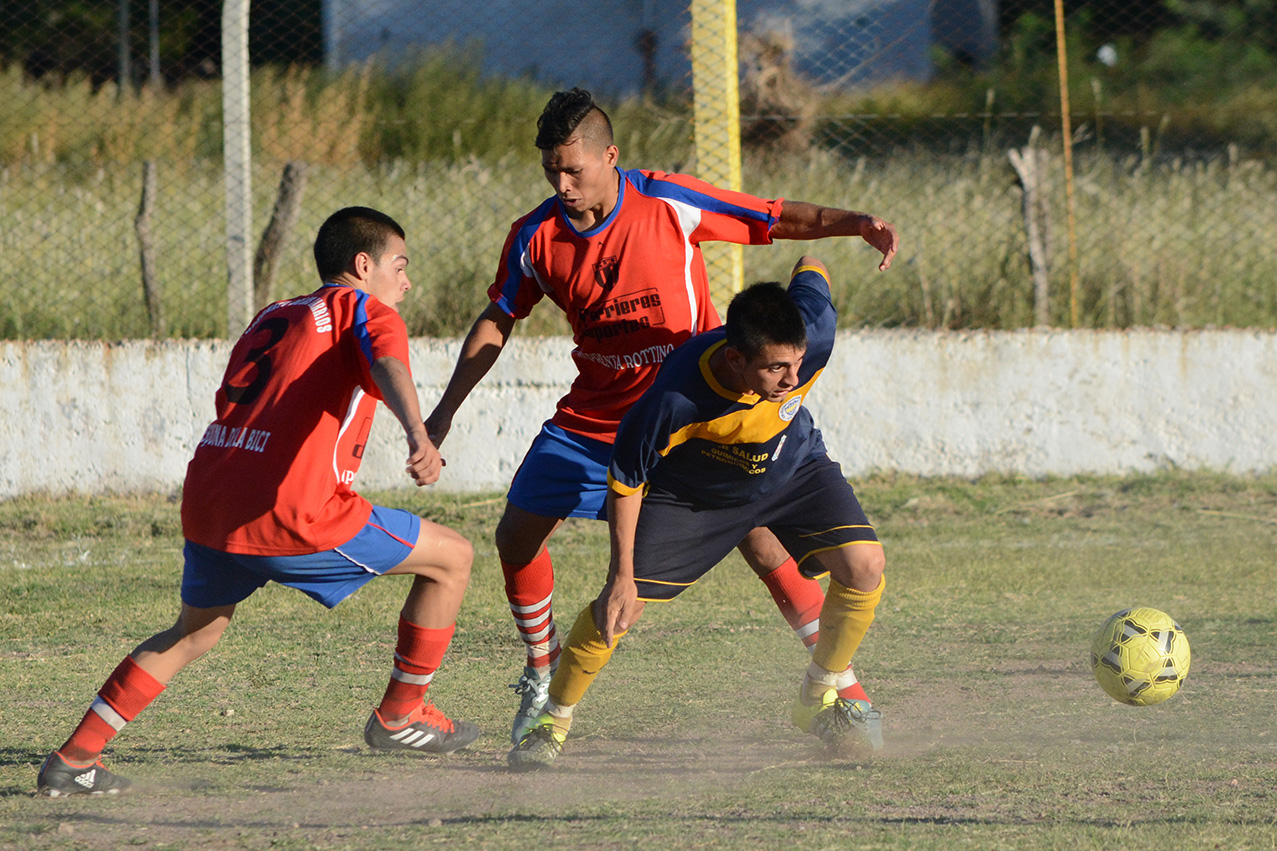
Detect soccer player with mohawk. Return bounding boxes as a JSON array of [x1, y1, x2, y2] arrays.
[[425, 88, 898, 745], [508, 256, 887, 769]]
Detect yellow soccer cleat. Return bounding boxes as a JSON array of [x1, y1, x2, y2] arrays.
[[792, 687, 884, 753], [507, 715, 567, 772]]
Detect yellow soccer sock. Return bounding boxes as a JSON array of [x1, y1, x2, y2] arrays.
[[548, 604, 627, 709], [543, 701, 575, 736], [801, 664, 840, 705], [811, 575, 885, 675]]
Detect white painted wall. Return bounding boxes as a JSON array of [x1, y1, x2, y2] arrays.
[[2, 329, 1274, 499]]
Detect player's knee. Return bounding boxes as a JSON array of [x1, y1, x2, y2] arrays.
[[853, 544, 886, 588], [440, 532, 474, 585], [828, 544, 884, 592], [494, 516, 542, 565], [492, 521, 519, 563]]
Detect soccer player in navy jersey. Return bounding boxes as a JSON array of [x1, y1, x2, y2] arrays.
[[37, 208, 479, 797], [425, 88, 898, 744], [508, 256, 886, 769]]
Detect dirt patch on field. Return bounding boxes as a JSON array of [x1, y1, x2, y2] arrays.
[[7, 730, 846, 850], [7, 663, 1273, 850]]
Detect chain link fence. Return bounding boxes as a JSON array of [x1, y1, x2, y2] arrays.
[[2, 0, 1274, 339]]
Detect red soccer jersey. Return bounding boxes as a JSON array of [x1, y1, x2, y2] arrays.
[[181, 283, 411, 555], [489, 167, 783, 442]]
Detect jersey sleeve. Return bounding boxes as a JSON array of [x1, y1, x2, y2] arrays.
[[788, 264, 837, 379], [486, 202, 557, 319], [607, 381, 690, 495], [630, 169, 783, 247], [352, 293, 411, 400]]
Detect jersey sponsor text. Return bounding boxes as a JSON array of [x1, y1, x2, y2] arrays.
[[198, 423, 272, 454], [575, 343, 675, 371]]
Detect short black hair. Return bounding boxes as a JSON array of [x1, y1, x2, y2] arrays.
[[313, 207, 405, 281], [725, 282, 807, 359], [535, 87, 614, 151]]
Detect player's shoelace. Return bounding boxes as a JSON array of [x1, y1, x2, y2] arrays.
[[815, 699, 882, 742], [416, 700, 456, 733], [510, 671, 550, 702], [510, 723, 564, 767]]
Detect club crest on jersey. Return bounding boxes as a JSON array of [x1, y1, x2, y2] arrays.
[[779, 395, 803, 422], [593, 255, 621, 293]]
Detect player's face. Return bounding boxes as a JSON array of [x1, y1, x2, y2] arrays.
[[364, 235, 411, 310], [739, 343, 805, 402], [542, 134, 619, 223]]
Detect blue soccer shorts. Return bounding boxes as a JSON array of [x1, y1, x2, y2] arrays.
[[505, 421, 612, 521], [630, 455, 880, 602], [181, 505, 421, 610]]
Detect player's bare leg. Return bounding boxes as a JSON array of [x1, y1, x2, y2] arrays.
[[39, 603, 236, 796], [364, 518, 481, 754], [385, 518, 474, 632], [791, 543, 886, 753], [739, 527, 870, 704], [495, 503, 567, 742], [131, 603, 237, 682]]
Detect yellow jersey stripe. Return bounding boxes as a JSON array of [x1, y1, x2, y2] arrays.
[[793, 265, 831, 284], [658, 368, 824, 457], [606, 470, 644, 496]]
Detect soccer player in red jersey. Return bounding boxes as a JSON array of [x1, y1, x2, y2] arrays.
[[425, 89, 899, 744], [37, 207, 479, 798]]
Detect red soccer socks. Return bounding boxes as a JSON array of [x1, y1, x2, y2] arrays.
[[59, 656, 165, 765]]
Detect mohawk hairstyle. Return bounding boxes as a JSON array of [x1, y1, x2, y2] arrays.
[[535, 87, 614, 151]]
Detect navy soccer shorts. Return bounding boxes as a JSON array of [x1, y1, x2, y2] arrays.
[[631, 455, 879, 602]]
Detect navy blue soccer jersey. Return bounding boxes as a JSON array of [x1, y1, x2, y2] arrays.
[[608, 264, 837, 507]]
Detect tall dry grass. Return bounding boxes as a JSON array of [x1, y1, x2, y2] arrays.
[[1, 62, 1273, 339]]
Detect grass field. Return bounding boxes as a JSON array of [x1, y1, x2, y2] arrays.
[[2, 472, 1277, 849]]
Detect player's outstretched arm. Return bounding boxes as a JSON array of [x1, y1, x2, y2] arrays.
[[596, 488, 646, 646], [371, 356, 443, 487], [771, 201, 899, 271], [424, 302, 516, 447]]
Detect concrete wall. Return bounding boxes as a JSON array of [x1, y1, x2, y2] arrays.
[[2, 329, 1274, 499]]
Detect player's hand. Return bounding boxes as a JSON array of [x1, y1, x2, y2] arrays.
[[424, 408, 452, 449], [404, 430, 444, 487], [859, 215, 899, 271], [595, 575, 641, 647]]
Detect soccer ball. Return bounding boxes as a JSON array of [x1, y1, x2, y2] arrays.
[[1090, 607, 1191, 706]]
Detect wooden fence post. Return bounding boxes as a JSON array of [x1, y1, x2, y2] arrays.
[[135, 160, 164, 337], [1009, 128, 1052, 327], [253, 161, 309, 309]]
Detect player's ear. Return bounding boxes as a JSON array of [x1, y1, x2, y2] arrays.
[[604, 144, 619, 166], [723, 345, 746, 371], [350, 251, 373, 280]]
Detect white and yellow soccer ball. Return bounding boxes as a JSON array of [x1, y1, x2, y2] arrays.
[[1090, 607, 1191, 706]]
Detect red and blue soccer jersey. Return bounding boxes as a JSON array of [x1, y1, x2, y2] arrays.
[[489, 167, 784, 442], [181, 283, 411, 556], [607, 264, 837, 507]]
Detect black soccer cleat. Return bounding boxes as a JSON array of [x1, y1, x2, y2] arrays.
[[364, 701, 481, 754], [37, 751, 132, 797]]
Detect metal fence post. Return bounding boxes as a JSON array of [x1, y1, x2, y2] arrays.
[[690, 0, 743, 306]]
